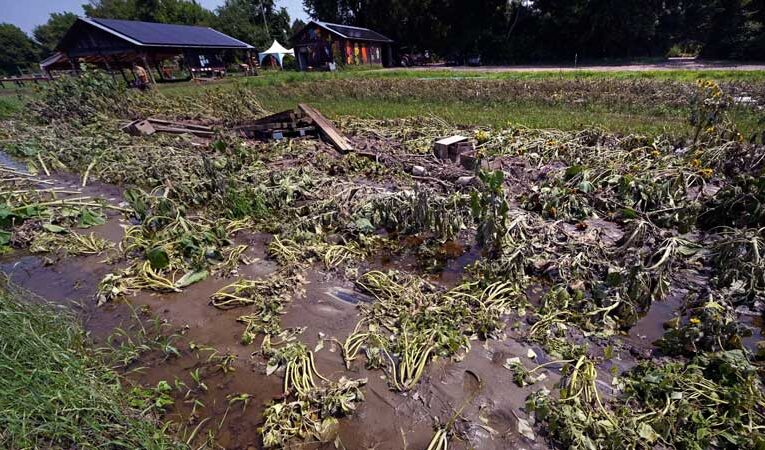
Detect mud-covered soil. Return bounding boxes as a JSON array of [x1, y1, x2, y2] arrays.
[[1, 72, 763, 450], [2, 134, 742, 449], [0, 153, 557, 449]]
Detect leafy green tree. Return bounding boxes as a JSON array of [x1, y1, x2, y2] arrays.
[[33, 12, 78, 56], [213, 0, 291, 49], [83, 0, 140, 19], [84, 0, 214, 25], [301, 0, 764, 62], [0, 24, 40, 75]]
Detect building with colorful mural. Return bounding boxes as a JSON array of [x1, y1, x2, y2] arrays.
[[292, 21, 394, 71]]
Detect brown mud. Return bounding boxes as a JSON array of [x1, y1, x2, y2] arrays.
[[1, 142, 758, 450]]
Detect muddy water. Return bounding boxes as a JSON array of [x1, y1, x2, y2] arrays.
[[0, 217, 555, 450], [0, 155, 572, 450], [0, 151, 706, 450]]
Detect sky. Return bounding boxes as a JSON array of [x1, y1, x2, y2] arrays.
[[0, 0, 309, 35]]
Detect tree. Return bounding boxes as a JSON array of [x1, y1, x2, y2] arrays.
[[304, 0, 764, 62], [83, 0, 140, 19], [83, 0, 214, 25], [33, 12, 78, 56], [0, 24, 40, 75], [214, 0, 291, 49]]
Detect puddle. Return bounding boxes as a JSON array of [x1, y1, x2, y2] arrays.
[[0, 150, 29, 172], [326, 286, 371, 305]]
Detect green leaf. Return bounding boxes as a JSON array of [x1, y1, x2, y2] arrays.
[[77, 208, 106, 228], [578, 181, 595, 193], [565, 165, 584, 179], [620, 208, 639, 219], [0, 230, 11, 246], [42, 223, 67, 234], [174, 269, 208, 288], [354, 218, 374, 234], [0, 206, 12, 219], [146, 247, 170, 270], [638, 423, 659, 443]]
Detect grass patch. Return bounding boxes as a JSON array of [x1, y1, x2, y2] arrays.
[[153, 70, 765, 136], [157, 67, 765, 93], [0, 95, 24, 120], [253, 94, 689, 135], [6, 68, 763, 135], [0, 284, 181, 449]]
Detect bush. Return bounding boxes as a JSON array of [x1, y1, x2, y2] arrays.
[[28, 66, 131, 123]]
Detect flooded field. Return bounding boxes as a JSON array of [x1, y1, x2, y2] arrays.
[[0, 71, 763, 449]]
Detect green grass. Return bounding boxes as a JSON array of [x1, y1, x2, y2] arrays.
[[252, 94, 690, 135], [161, 67, 765, 87], [5, 67, 764, 135], [0, 95, 25, 120], [156, 69, 764, 136], [0, 284, 181, 449]]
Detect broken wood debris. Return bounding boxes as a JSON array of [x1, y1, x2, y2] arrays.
[[434, 135, 468, 160], [298, 104, 353, 153], [434, 135, 477, 170], [233, 108, 316, 140], [123, 105, 353, 154], [122, 118, 214, 138], [234, 104, 353, 153]]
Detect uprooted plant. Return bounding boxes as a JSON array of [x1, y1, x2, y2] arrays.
[[344, 270, 525, 391], [97, 189, 247, 304], [528, 350, 765, 450]]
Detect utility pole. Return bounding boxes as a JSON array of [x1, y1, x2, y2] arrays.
[[260, 0, 270, 37]]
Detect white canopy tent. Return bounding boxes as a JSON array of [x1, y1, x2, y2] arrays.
[[258, 41, 295, 68]]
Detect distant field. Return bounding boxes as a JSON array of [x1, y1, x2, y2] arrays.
[[4, 67, 764, 135], [159, 68, 765, 136]]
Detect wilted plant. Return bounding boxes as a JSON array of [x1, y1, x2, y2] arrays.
[[656, 291, 752, 356], [346, 270, 522, 391], [529, 350, 765, 450], [689, 79, 740, 145], [364, 187, 469, 242], [711, 227, 765, 302], [471, 170, 510, 257]]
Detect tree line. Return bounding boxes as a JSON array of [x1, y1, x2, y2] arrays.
[[2, 0, 764, 75], [1, 0, 299, 75], [303, 0, 765, 63]]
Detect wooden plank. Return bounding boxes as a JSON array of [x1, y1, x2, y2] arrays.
[[152, 125, 215, 137], [122, 119, 156, 136], [147, 118, 213, 132], [298, 103, 353, 153], [250, 110, 299, 125], [436, 135, 468, 146]]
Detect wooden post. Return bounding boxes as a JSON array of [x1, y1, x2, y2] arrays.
[[119, 68, 129, 84], [140, 53, 156, 85], [154, 63, 165, 82], [100, 52, 117, 82], [68, 54, 80, 75], [180, 52, 195, 81]]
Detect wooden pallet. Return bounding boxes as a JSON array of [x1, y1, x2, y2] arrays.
[[122, 118, 214, 138], [234, 104, 353, 153]]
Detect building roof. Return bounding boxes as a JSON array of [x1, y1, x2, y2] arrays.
[[72, 17, 254, 49], [304, 20, 393, 43]]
